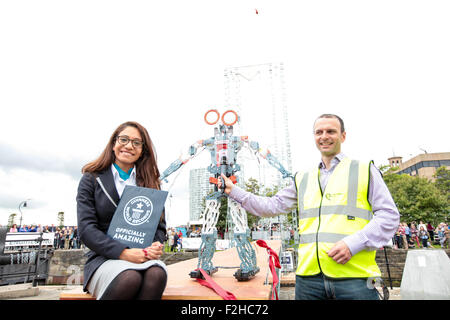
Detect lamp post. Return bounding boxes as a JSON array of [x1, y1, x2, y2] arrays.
[[18, 199, 30, 228]]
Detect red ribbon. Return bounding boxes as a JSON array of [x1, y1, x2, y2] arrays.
[[195, 268, 237, 300], [256, 240, 281, 300]]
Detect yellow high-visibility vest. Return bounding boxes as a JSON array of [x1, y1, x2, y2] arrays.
[[295, 157, 381, 278]]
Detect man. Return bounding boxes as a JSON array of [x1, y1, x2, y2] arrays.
[[220, 114, 399, 300]]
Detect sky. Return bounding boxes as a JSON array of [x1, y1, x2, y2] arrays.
[[0, 1, 449, 227]]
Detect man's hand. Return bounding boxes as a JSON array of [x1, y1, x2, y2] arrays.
[[219, 173, 234, 195], [327, 240, 352, 264]]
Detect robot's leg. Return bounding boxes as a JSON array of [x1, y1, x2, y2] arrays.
[[189, 199, 220, 279], [228, 198, 260, 281]]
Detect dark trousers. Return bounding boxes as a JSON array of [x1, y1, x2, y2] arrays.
[[422, 238, 428, 248]]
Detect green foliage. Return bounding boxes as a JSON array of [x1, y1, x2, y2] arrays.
[[434, 166, 450, 203], [7, 213, 17, 228], [382, 168, 449, 224]]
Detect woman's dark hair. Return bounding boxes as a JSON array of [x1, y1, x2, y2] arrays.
[[82, 121, 161, 190]]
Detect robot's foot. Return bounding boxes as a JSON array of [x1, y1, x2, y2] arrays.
[[189, 267, 218, 279], [233, 267, 260, 281]]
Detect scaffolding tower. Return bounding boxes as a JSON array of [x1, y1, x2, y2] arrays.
[[223, 62, 299, 249]]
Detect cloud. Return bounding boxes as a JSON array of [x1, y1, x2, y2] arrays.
[[0, 194, 46, 211], [0, 143, 85, 180]]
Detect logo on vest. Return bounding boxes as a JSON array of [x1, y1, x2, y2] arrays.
[[325, 192, 344, 200], [123, 196, 153, 226]]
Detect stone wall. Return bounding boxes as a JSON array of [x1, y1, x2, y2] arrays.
[[46, 249, 87, 285]]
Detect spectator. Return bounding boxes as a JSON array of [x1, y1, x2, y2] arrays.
[[437, 223, 446, 248], [54, 227, 61, 248], [427, 222, 434, 242], [394, 224, 403, 249], [418, 220, 427, 233], [446, 224, 450, 249], [400, 222, 408, 250], [410, 223, 420, 248], [177, 233, 183, 252], [168, 229, 174, 251], [418, 226, 429, 248], [172, 230, 179, 252], [64, 228, 70, 249], [9, 224, 18, 232], [72, 226, 79, 249], [405, 223, 411, 247], [59, 228, 65, 249]]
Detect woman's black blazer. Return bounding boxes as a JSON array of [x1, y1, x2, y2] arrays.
[[76, 168, 167, 291]]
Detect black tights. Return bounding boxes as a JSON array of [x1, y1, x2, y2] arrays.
[[100, 266, 167, 300]]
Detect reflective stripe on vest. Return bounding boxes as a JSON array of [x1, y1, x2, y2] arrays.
[[295, 158, 381, 278]]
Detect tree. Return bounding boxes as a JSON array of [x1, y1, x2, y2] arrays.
[[434, 166, 450, 203], [382, 171, 449, 224], [7, 213, 17, 228], [57, 212, 65, 228]]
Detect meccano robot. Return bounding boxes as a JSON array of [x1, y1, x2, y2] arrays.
[[160, 109, 292, 281]]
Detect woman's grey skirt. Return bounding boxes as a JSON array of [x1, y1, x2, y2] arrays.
[[87, 259, 167, 300]]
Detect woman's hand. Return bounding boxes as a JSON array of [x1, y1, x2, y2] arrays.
[[119, 241, 165, 264], [143, 241, 164, 260], [119, 248, 148, 264]]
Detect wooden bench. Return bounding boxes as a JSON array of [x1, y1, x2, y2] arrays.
[[59, 240, 281, 300], [60, 292, 96, 300]]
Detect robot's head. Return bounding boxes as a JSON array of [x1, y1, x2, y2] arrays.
[[204, 109, 239, 127]]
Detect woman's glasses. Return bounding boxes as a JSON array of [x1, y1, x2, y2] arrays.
[[116, 135, 144, 148]]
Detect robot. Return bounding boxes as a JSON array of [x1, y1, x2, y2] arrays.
[[160, 109, 293, 281]]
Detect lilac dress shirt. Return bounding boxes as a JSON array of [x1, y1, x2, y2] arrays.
[[228, 153, 400, 256]]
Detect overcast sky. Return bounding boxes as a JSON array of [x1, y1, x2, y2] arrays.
[[0, 1, 449, 227]]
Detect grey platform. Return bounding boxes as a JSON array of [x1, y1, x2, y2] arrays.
[[400, 249, 450, 300]]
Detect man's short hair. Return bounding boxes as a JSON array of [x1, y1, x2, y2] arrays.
[[315, 114, 345, 133]]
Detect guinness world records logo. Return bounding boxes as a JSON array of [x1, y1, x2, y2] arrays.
[[123, 196, 153, 226]]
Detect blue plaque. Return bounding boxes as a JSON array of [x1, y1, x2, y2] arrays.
[[107, 185, 168, 248]]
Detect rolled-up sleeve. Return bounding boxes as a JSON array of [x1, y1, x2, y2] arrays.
[[229, 180, 298, 217]]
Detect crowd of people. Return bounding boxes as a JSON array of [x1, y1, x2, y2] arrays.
[[7, 224, 82, 250], [167, 228, 183, 252], [5, 219, 449, 252], [393, 220, 450, 250]]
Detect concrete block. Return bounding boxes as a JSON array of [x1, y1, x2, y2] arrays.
[[401, 249, 450, 300], [0, 283, 39, 299]]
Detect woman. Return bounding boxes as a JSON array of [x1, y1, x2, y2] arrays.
[[410, 223, 420, 248], [418, 226, 429, 249], [426, 222, 434, 242], [77, 121, 167, 300]]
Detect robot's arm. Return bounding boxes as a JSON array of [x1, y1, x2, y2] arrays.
[[159, 140, 206, 182], [244, 138, 293, 180]]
